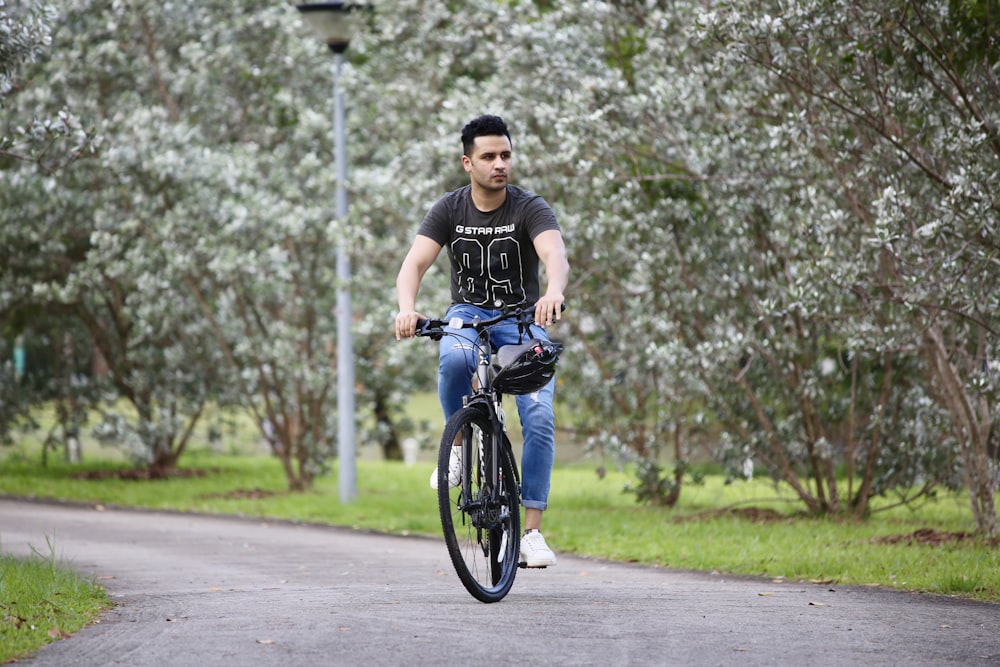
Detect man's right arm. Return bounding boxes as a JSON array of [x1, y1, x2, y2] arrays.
[[395, 234, 443, 340]]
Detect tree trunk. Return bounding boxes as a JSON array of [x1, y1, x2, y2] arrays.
[[374, 392, 402, 461], [924, 323, 997, 537]]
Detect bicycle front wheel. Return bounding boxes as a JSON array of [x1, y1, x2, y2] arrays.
[[437, 405, 520, 603]]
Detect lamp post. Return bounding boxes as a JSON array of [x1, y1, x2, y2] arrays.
[[294, 2, 370, 503]]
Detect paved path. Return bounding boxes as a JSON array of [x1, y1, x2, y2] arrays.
[[2, 497, 998, 666]]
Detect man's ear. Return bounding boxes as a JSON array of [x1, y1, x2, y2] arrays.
[[461, 155, 472, 173]]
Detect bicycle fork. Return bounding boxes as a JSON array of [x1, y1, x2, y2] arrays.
[[457, 403, 510, 563]]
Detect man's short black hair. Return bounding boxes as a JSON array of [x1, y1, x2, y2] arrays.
[[461, 114, 511, 156]]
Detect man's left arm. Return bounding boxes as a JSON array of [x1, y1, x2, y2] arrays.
[[532, 229, 569, 327]]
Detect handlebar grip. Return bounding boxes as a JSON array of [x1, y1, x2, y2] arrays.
[[415, 318, 445, 340]]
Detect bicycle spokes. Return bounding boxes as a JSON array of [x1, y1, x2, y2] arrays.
[[497, 519, 509, 563]]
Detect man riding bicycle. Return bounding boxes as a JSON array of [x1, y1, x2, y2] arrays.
[[394, 114, 569, 568]]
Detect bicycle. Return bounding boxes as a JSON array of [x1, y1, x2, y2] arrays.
[[415, 302, 563, 603]]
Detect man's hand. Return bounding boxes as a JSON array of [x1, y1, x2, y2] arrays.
[[533, 293, 564, 328], [395, 309, 426, 340]]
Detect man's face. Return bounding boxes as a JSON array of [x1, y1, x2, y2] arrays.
[[462, 135, 512, 192]]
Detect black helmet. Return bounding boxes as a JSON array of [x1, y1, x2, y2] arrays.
[[492, 338, 563, 395]]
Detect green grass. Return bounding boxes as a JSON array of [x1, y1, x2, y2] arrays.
[[0, 547, 110, 663], [2, 449, 998, 605], [6, 400, 996, 662], [3, 396, 999, 656], [2, 448, 998, 662]]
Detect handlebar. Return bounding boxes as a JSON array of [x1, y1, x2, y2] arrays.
[[415, 303, 564, 340]]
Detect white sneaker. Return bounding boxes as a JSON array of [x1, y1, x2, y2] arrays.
[[429, 446, 462, 490], [519, 530, 557, 568]]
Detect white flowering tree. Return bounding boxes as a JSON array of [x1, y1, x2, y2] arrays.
[[0, 0, 54, 443], [698, 0, 999, 532], [350, 0, 997, 532], [1, 0, 98, 448], [3, 0, 996, 528], [2, 1, 340, 484]]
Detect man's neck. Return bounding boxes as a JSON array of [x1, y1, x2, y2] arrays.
[[471, 185, 507, 212]]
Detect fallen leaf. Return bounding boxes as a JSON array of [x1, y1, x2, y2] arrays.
[[4, 615, 27, 629], [48, 628, 71, 639]]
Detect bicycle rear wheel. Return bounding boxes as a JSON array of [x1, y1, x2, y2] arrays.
[[437, 405, 520, 603]]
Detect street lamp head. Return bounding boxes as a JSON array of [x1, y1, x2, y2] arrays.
[[295, 2, 372, 54]]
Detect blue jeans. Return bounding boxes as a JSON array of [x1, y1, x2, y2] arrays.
[[438, 304, 556, 511]]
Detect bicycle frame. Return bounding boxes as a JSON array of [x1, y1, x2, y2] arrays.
[[463, 345, 513, 510], [432, 309, 531, 504], [418, 301, 559, 496]]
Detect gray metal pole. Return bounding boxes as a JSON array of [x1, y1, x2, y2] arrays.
[[333, 51, 356, 503]]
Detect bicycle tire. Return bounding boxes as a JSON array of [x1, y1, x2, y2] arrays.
[[437, 404, 520, 603]]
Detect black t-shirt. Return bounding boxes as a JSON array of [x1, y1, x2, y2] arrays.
[[417, 185, 560, 307]]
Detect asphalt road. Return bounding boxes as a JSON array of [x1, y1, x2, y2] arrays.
[[2, 497, 998, 666]]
